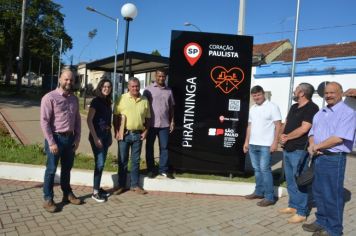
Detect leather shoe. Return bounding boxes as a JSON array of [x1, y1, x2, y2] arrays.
[[131, 187, 147, 195], [245, 193, 264, 200], [302, 222, 323, 232], [43, 199, 57, 213], [278, 207, 297, 214], [312, 229, 330, 236], [256, 199, 275, 207], [62, 193, 81, 205], [287, 214, 306, 223]]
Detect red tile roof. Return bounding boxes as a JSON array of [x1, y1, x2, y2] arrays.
[[273, 41, 356, 62], [253, 39, 290, 56]]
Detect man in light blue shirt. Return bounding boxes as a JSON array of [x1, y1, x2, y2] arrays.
[[303, 82, 356, 236]]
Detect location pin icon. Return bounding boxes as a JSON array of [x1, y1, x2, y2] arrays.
[[184, 42, 202, 66]]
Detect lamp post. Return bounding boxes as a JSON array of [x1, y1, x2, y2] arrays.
[[184, 22, 202, 32], [43, 34, 62, 89], [121, 3, 138, 95], [288, 0, 301, 111], [17, 0, 27, 93], [86, 6, 119, 101]]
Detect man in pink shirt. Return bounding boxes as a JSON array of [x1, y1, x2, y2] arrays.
[[143, 68, 175, 179], [40, 69, 82, 213]]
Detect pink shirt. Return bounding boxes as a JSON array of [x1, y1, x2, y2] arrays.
[[40, 88, 81, 145], [143, 82, 175, 128]]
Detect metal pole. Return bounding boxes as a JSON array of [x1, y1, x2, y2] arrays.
[[237, 0, 246, 35], [83, 68, 88, 109], [17, 0, 27, 93], [51, 54, 54, 90], [121, 19, 131, 95], [287, 0, 301, 110], [113, 18, 119, 100], [58, 38, 63, 87], [280, 0, 301, 184]]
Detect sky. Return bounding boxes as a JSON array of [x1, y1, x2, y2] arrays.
[[55, 0, 356, 65]]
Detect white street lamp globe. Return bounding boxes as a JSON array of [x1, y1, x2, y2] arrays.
[[121, 3, 137, 20]]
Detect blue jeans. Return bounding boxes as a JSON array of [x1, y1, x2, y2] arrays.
[[89, 131, 112, 191], [146, 127, 169, 174], [43, 134, 75, 200], [283, 150, 309, 216], [313, 154, 346, 236], [249, 145, 274, 201], [118, 132, 142, 188]]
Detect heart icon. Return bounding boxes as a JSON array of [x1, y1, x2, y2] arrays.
[[210, 66, 245, 94]]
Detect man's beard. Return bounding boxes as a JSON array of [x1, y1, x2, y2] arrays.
[[61, 84, 72, 92]]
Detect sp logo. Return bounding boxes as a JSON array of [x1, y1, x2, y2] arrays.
[[184, 42, 202, 66], [210, 66, 245, 94]]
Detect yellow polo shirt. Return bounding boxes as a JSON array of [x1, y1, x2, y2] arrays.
[[114, 93, 151, 130]]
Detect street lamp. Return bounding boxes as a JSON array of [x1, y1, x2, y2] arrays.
[[86, 6, 119, 102], [184, 22, 202, 32], [121, 3, 138, 95], [43, 34, 63, 89]]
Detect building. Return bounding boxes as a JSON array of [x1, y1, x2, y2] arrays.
[[252, 41, 356, 119]]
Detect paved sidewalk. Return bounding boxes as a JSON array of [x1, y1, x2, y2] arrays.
[[1, 158, 356, 236]]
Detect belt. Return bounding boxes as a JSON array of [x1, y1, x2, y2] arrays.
[[54, 131, 74, 137], [320, 150, 347, 156], [126, 130, 143, 134]]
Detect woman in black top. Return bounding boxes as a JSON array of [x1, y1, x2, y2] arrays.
[[87, 79, 113, 202]]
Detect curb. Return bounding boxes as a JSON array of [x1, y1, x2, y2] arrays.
[[0, 162, 287, 197]]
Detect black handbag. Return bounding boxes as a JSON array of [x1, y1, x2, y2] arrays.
[[295, 155, 314, 187]]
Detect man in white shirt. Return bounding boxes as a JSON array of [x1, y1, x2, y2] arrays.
[[243, 85, 282, 207]]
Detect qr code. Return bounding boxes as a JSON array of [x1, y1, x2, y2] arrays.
[[228, 99, 240, 111]]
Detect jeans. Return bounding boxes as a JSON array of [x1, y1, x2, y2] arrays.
[[43, 134, 75, 200], [89, 131, 112, 191], [313, 154, 346, 236], [145, 127, 169, 174], [283, 150, 309, 216], [118, 132, 142, 188], [249, 145, 274, 201]]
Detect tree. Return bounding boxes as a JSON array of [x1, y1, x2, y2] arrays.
[[0, 0, 72, 84], [151, 49, 161, 56]]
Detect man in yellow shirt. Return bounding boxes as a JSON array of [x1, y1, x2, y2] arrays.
[[113, 77, 151, 195]]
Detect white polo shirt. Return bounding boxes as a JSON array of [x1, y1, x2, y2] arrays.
[[248, 100, 281, 146]]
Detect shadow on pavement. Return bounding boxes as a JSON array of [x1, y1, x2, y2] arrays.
[[0, 183, 43, 196]]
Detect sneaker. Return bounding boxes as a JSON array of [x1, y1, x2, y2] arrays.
[[43, 199, 57, 213], [130, 186, 147, 195], [62, 193, 82, 205], [158, 173, 175, 179], [99, 188, 110, 197], [92, 193, 106, 203]]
